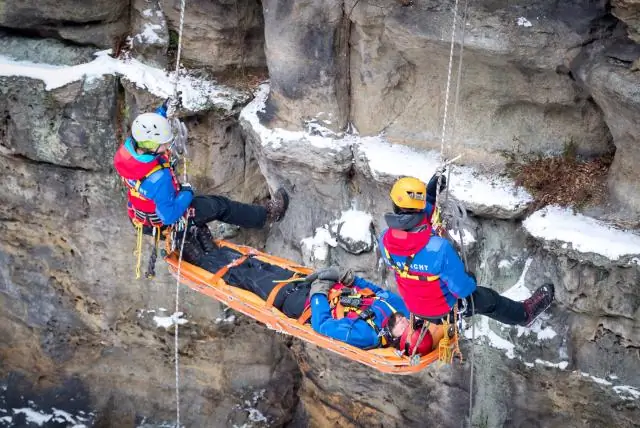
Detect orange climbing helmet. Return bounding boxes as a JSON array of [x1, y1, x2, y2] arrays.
[[399, 327, 433, 356], [389, 177, 427, 210]]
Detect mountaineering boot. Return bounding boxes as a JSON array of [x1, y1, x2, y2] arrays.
[[520, 283, 555, 327], [265, 187, 289, 223], [180, 227, 205, 264], [194, 225, 218, 253]]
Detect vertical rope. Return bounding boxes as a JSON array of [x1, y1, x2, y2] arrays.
[[434, 0, 460, 215], [172, 0, 187, 102], [438, 0, 460, 160], [171, 2, 187, 427], [174, 225, 188, 428]]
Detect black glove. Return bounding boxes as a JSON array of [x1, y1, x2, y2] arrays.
[[161, 97, 170, 111], [305, 267, 354, 286], [427, 173, 447, 205], [309, 279, 334, 297], [180, 182, 194, 194]]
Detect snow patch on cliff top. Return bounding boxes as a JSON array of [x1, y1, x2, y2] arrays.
[[0, 50, 246, 112], [524, 205, 640, 263]]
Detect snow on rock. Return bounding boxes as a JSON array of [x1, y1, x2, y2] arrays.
[[355, 138, 533, 219], [523, 205, 640, 266], [301, 227, 337, 265], [2, 405, 92, 427], [240, 84, 353, 151], [517, 17, 533, 27], [613, 385, 640, 401], [448, 228, 476, 249], [153, 311, 188, 328], [579, 372, 613, 386], [239, 84, 354, 178], [466, 259, 558, 357], [301, 209, 375, 265], [215, 314, 236, 324], [467, 316, 517, 359], [534, 359, 569, 369], [0, 50, 248, 113], [134, 23, 164, 44], [12, 408, 51, 425], [330, 209, 374, 254], [241, 84, 532, 219]]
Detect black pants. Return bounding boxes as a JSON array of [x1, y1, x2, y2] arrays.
[[464, 286, 526, 325], [426, 286, 526, 325], [195, 247, 310, 318], [191, 195, 267, 229]]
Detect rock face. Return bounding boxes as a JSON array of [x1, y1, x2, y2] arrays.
[[0, 0, 129, 48], [0, 35, 280, 427], [129, 0, 170, 68], [2, 1, 640, 428], [261, 0, 350, 131], [160, 0, 266, 72], [613, 0, 640, 42], [348, 0, 614, 168], [571, 38, 640, 217]]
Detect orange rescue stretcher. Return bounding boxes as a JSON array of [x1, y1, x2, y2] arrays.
[[164, 240, 460, 375]]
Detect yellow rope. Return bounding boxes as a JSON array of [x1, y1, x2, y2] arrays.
[[134, 221, 144, 279], [438, 311, 463, 366]]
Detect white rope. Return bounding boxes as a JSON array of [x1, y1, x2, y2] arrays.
[[173, 226, 188, 428], [172, 0, 187, 102], [171, 1, 187, 427], [434, 0, 460, 214], [438, 0, 461, 160]]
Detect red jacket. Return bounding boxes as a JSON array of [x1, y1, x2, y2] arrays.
[[113, 140, 179, 226], [380, 221, 456, 318]]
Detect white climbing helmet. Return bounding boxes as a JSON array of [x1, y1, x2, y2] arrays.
[[131, 112, 173, 150]]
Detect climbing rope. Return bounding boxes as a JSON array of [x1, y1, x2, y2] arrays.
[[173, 220, 188, 428], [429, 0, 476, 424], [168, 1, 188, 427], [171, 0, 187, 108]]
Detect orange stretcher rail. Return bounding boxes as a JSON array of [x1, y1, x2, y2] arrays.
[[164, 240, 459, 375]]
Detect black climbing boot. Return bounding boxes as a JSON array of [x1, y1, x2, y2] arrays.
[[194, 225, 218, 253], [265, 187, 289, 223], [520, 283, 555, 327], [180, 228, 205, 264]]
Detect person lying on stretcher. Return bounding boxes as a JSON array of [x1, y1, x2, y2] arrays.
[[180, 239, 435, 355]]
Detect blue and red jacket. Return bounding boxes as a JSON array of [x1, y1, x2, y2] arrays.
[[113, 105, 193, 226], [379, 215, 476, 318], [310, 277, 409, 349]]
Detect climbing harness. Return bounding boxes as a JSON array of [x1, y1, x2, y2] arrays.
[[382, 248, 441, 283]]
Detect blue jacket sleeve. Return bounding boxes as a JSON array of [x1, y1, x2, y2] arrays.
[[438, 240, 477, 298], [139, 169, 193, 225], [310, 295, 378, 349]]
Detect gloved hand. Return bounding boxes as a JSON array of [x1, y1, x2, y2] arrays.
[[180, 182, 194, 194], [309, 279, 334, 297], [161, 97, 170, 111], [305, 267, 354, 286], [427, 173, 447, 204]]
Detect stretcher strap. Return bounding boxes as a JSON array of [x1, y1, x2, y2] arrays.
[[297, 307, 311, 324], [211, 255, 250, 282], [266, 280, 291, 308]]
